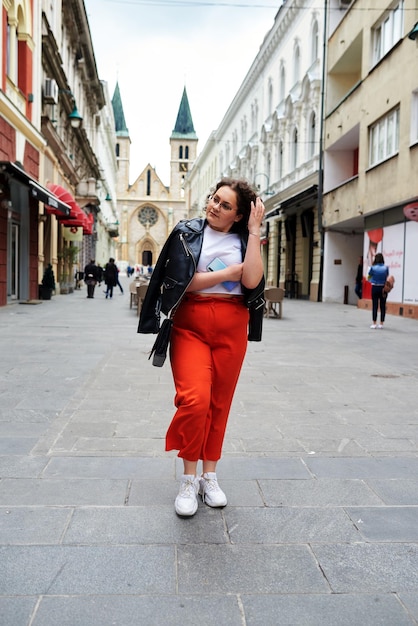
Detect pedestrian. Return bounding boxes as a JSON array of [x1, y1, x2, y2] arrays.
[[355, 255, 363, 299], [116, 266, 124, 294], [103, 257, 118, 299], [83, 259, 99, 298], [138, 178, 265, 517], [96, 264, 103, 285], [367, 252, 389, 329]]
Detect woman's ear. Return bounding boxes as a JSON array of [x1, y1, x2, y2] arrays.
[[234, 213, 243, 223]]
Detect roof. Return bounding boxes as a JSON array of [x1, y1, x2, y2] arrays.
[[112, 82, 129, 137], [171, 87, 197, 139]]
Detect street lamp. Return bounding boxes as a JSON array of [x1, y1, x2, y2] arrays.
[[59, 89, 83, 129], [68, 104, 83, 128], [254, 173, 274, 196]]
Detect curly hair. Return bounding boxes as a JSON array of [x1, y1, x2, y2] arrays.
[[206, 178, 257, 234]]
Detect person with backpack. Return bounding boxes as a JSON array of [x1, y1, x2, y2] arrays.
[[367, 252, 389, 329]]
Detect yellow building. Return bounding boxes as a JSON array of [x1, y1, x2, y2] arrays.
[[322, 0, 418, 317]]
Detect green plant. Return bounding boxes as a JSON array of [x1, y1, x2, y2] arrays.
[[58, 245, 79, 283], [42, 264, 56, 290]]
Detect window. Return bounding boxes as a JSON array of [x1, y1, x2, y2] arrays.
[[291, 128, 298, 170], [369, 108, 400, 166], [309, 112, 316, 158], [280, 65, 286, 101], [311, 20, 319, 63], [185, 146, 189, 159], [138, 206, 158, 226], [276, 141, 283, 179], [179, 146, 183, 159], [372, 1, 403, 65], [293, 44, 300, 85], [146, 169, 151, 196], [268, 79, 273, 115]]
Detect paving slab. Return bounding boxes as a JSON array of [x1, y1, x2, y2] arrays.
[[0, 478, 128, 506], [367, 478, 418, 504], [224, 507, 360, 543], [0, 507, 71, 544], [0, 597, 38, 626], [312, 543, 418, 593], [258, 478, 384, 506], [241, 593, 415, 626], [0, 545, 175, 595], [345, 506, 418, 541], [177, 544, 329, 594], [31, 595, 244, 626], [63, 505, 227, 545]]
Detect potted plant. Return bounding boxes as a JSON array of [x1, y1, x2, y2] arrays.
[[39, 264, 56, 300], [58, 245, 79, 294]]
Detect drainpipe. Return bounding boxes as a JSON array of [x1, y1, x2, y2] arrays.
[[317, 0, 328, 302]]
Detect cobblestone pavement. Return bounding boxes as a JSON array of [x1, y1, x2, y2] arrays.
[[0, 278, 418, 625]]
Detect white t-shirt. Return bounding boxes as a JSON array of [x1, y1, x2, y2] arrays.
[[195, 225, 242, 295]]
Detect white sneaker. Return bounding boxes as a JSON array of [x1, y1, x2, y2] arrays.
[[378, 324, 384, 329], [199, 472, 227, 508], [370, 324, 377, 329], [175, 475, 199, 517]]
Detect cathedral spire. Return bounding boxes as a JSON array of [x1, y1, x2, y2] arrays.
[[112, 82, 129, 137], [171, 87, 197, 139]]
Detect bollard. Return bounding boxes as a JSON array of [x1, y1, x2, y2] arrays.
[[344, 285, 349, 304]]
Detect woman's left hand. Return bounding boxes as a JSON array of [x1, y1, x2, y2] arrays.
[[248, 197, 265, 233]]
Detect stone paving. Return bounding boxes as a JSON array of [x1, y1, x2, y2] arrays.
[[0, 277, 418, 625]]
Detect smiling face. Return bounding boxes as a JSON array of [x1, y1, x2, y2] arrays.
[[205, 186, 243, 232], [404, 204, 418, 222]]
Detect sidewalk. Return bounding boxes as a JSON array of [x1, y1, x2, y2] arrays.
[[1, 279, 418, 625]]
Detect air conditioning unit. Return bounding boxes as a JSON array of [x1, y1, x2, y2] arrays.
[[43, 78, 58, 104]]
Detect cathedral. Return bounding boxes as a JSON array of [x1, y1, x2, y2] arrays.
[[112, 84, 198, 268]]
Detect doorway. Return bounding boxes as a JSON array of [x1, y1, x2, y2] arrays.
[[8, 222, 19, 300]]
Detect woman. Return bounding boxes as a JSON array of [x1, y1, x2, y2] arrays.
[[138, 178, 265, 516], [367, 252, 389, 329]]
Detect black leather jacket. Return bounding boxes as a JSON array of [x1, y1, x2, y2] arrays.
[[137, 218, 265, 341]]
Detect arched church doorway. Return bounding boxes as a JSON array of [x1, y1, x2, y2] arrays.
[[142, 250, 153, 266]]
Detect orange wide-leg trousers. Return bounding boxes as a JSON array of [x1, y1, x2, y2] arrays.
[[166, 294, 249, 461]]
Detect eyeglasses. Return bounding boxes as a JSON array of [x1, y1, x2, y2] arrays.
[[209, 194, 236, 212]]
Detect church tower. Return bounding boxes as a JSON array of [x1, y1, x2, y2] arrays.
[[170, 87, 198, 199], [112, 82, 131, 195]]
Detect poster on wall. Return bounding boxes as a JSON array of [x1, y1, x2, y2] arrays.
[[381, 222, 404, 303], [362, 228, 383, 300], [363, 223, 404, 301], [404, 220, 418, 303], [63, 226, 83, 242]]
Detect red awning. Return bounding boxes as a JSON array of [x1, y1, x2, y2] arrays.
[[46, 183, 90, 231], [45, 183, 78, 218]]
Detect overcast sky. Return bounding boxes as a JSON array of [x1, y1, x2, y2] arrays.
[[84, 0, 278, 185]]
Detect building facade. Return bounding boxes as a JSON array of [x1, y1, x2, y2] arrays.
[[41, 0, 118, 292], [185, 0, 324, 300], [0, 0, 118, 307], [322, 0, 418, 317]]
